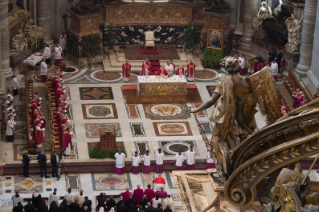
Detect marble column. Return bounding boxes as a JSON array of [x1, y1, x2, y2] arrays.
[[36, 0, 53, 44], [239, 0, 259, 50], [51, 0, 66, 40], [0, 0, 12, 94], [295, 0, 318, 78], [303, 1, 319, 95]]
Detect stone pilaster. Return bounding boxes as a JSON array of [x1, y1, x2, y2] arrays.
[[0, 0, 12, 82], [295, 0, 318, 78], [303, 1, 319, 95], [239, 0, 259, 50], [36, 0, 53, 44], [51, 0, 67, 40]]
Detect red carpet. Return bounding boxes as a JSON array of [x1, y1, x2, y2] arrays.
[[125, 45, 180, 60], [141, 46, 159, 54]]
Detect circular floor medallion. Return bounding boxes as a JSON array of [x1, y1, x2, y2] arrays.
[[88, 106, 111, 117], [65, 67, 77, 72], [151, 104, 182, 117], [164, 143, 191, 155], [100, 177, 124, 186], [93, 71, 121, 81]]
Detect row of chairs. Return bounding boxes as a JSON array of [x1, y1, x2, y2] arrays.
[[46, 72, 61, 151], [25, 79, 35, 151]]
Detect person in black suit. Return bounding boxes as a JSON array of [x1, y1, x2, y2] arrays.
[[50, 151, 58, 178], [24, 200, 35, 212], [37, 151, 48, 178], [105, 195, 116, 211], [145, 202, 154, 212], [154, 203, 163, 212], [117, 201, 128, 212], [139, 195, 148, 209], [275, 49, 283, 73], [69, 198, 80, 212], [22, 151, 30, 177], [82, 196, 92, 212]]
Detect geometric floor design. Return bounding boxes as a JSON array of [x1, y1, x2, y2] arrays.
[[158, 140, 199, 156], [153, 122, 193, 136], [84, 123, 122, 137], [91, 173, 132, 191]]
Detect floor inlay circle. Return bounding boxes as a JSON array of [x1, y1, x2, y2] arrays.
[[150, 104, 182, 117], [165, 143, 190, 154], [93, 71, 122, 81], [99, 177, 124, 186]]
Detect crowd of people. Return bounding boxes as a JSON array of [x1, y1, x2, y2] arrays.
[[122, 58, 196, 82], [11, 182, 175, 212], [115, 146, 215, 175], [48, 69, 73, 155], [11, 188, 93, 212]]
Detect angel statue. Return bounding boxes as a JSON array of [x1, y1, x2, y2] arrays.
[[189, 56, 282, 179], [285, 13, 303, 53], [253, 1, 272, 32]]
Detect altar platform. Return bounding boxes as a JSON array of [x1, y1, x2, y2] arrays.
[[123, 84, 202, 104]]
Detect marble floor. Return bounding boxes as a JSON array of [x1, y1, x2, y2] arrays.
[[0, 52, 295, 211]]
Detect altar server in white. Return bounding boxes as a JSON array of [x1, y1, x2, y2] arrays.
[[155, 148, 164, 173], [43, 44, 51, 64], [114, 149, 126, 175], [40, 58, 48, 82], [185, 145, 196, 170], [206, 150, 215, 169], [143, 149, 151, 174], [175, 151, 185, 170], [48, 188, 60, 205], [6, 115, 16, 142], [54, 43, 63, 66], [131, 151, 140, 174]]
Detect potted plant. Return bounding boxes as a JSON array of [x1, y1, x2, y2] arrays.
[[105, 23, 116, 54], [203, 48, 223, 68], [183, 20, 195, 54]]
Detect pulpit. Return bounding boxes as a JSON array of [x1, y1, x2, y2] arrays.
[[99, 131, 117, 152]]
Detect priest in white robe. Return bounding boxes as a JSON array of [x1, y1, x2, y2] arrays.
[[12, 190, 23, 207], [40, 58, 48, 82], [43, 44, 51, 64], [206, 150, 215, 169], [185, 145, 196, 170], [6, 115, 16, 142], [143, 150, 151, 174], [54, 43, 62, 66], [175, 151, 185, 170], [48, 188, 60, 205], [131, 151, 140, 174], [164, 61, 174, 76], [65, 187, 75, 206], [114, 149, 125, 175], [154, 148, 164, 174]]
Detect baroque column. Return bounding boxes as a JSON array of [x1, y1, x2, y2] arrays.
[[304, 1, 319, 95], [0, 0, 12, 81], [36, 0, 53, 44], [239, 0, 259, 50], [295, 0, 318, 78]]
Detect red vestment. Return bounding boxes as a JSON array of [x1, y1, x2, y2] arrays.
[[144, 188, 155, 203], [176, 67, 185, 76], [157, 190, 168, 199], [133, 188, 144, 206], [56, 112, 61, 125], [59, 124, 66, 146], [157, 68, 168, 76], [40, 117, 46, 129], [122, 62, 131, 78], [121, 191, 132, 202], [55, 89, 63, 105], [36, 128, 44, 145], [63, 131, 72, 149], [187, 62, 196, 77], [141, 61, 151, 76], [154, 176, 166, 184]]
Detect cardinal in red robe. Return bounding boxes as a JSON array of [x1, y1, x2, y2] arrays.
[[36, 124, 45, 148], [122, 188, 132, 202], [157, 187, 168, 199], [176, 66, 185, 76], [144, 184, 155, 203], [122, 59, 131, 82], [141, 59, 151, 76], [187, 59, 196, 81], [133, 184, 144, 206], [157, 67, 168, 76], [63, 128, 72, 156], [55, 87, 63, 106]]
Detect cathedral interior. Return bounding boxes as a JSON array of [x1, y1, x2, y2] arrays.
[[1, 0, 319, 211]]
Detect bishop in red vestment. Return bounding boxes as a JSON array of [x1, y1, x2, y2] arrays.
[[36, 124, 45, 148], [176, 65, 185, 76], [122, 188, 132, 202], [122, 59, 131, 82], [157, 66, 168, 76], [141, 59, 151, 76], [133, 184, 143, 206], [187, 59, 196, 81], [63, 128, 72, 156], [157, 187, 168, 199], [144, 184, 155, 203]]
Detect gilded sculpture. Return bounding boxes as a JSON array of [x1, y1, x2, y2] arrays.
[[10, 29, 28, 53], [189, 56, 282, 179], [23, 19, 43, 41], [285, 13, 303, 53]]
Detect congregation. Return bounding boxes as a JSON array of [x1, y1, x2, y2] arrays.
[[11, 182, 175, 212]]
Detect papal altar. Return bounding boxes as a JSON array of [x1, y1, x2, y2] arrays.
[[137, 75, 187, 96]]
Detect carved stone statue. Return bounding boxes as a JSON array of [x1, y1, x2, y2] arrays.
[[24, 19, 43, 41], [11, 29, 28, 52], [253, 1, 272, 39], [189, 57, 282, 179], [285, 14, 303, 53]]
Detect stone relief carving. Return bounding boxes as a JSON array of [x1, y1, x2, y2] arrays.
[[10, 29, 28, 53], [23, 19, 43, 42], [285, 13, 303, 53]]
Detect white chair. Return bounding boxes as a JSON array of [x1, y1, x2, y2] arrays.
[[145, 31, 155, 49]]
